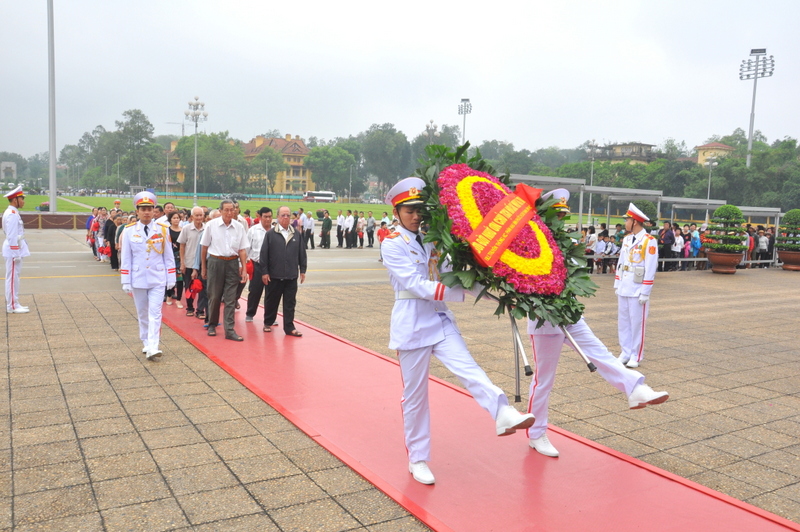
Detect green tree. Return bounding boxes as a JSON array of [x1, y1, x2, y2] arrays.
[[0, 152, 28, 178], [250, 146, 289, 194], [361, 124, 410, 190], [175, 132, 246, 194], [116, 109, 155, 186], [305, 146, 356, 194]]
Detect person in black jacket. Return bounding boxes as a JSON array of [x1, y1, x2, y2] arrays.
[[260, 206, 307, 336]]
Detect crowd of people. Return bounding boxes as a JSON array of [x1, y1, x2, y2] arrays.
[[578, 220, 777, 273]]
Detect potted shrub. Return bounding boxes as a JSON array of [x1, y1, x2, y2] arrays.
[[704, 204, 747, 274], [776, 208, 800, 271]]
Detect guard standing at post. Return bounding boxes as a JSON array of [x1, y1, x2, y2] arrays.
[[615, 203, 658, 368], [3, 186, 30, 313], [382, 177, 535, 486], [120, 191, 176, 360]]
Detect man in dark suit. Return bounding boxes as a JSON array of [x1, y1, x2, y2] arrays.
[[260, 206, 307, 337]]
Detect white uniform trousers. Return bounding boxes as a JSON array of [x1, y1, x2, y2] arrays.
[[398, 314, 508, 463], [4, 257, 22, 311], [132, 287, 166, 352], [527, 319, 644, 439], [618, 296, 650, 364]]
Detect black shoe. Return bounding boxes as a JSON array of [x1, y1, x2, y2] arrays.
[[207, 327, 217, 336], [225, 332, 243, 341]]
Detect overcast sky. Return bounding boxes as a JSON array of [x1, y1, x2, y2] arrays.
[[3, 0, 799, 159]]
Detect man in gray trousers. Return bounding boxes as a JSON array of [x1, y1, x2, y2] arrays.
[[200, 200, 248, 341]]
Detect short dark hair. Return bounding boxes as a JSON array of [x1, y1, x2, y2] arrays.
[[257, 206, 273, 216]]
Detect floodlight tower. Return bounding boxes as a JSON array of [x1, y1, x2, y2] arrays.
[[739, 49, 775, 168], [184, 96, 208, 206], [458, 98, 472, 144]]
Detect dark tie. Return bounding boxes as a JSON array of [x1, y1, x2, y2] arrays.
[[144, 225, 149, 236], [415, 234, 423, 248]]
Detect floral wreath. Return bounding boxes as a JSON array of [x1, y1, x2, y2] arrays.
[[417, 144, 597, 327]]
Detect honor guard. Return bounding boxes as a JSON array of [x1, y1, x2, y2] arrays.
[[120, 191, 176, 360], [615, 203, 658, 368], [382, 177, 534, 485], [3, 186, 30, 313], [527, 191, 668, 458]]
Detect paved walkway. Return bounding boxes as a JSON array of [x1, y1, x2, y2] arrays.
[[1, 232, 799, 530]]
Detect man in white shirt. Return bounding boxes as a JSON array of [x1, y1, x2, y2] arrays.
[[245, 207, 274, 323], [156, 202, 176, 224], [344, 210, 355, 249], [200, 200, 249, 341], [336, 209, 345, 248], [177, 206, 205, 316], [303, 210, 315, 250]]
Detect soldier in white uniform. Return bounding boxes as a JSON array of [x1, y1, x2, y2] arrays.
[[526, 191, 668, 458], [615, 203, 659, 368], [3, 186, 30, 313], [120, 191, 176, 361], [382, 177, 535, 485]]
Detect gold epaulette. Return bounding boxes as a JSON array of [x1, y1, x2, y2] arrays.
[[125, 222, 136, 228]]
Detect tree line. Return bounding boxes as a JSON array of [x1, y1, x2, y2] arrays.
[[3, 109, 798, 210]]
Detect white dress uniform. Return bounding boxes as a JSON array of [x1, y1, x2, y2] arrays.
[[526, 318, 645, 439], [382, 178, 534, 476], [3, 187, 30, 313], [120, 195, 177, 359], [614, 204, 658, 367]]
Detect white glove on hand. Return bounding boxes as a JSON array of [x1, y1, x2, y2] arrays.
[[638, 294, 649, 305], [123, 284, 132, 294], [167, 283, 176, 290], [13, 257, 22, 264], [615, 289, 619, 296]]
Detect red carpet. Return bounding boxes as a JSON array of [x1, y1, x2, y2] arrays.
[[162, 302, 800, 532]]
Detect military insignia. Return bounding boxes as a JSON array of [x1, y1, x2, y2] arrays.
[[385, 232, 400, 239], [648, 246, 656, 255], [409, 187, 419, 196]]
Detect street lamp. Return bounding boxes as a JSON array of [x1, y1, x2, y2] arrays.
[[424, 120, 440, 144], [739, 49, 775, 168], [705, 156, 718, 221], [586, 139, 599, 226], [458, 98, 472, 144], [184, 96, 208, 206]]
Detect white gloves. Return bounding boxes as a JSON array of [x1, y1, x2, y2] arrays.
[[167, 283, 176, 290], [13, 257, 22, 264], [122, 284, 132, 294], [638, 294, 649, 305], [615, 289, 619, 296]]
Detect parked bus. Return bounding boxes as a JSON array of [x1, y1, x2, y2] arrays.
[[303, 191, 337, 202]]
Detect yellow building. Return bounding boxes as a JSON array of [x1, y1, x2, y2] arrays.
[[694, 142, 735, 167], [243, 134, 315, 193], [603, 142, 656, 165]]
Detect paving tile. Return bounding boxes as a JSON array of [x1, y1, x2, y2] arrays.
[[86, 451, 160, 482], [266, 430, 318, 451], [13, 440, 82, 469], [195, 419, 259, 441], [249, 414, 299, 435], [69, 402, 127, 422], [151, 442, 220, 471], [716, 460, 796, 491], [131, 409, 190, 431], [687, 470, 766, 501], [249, 474, 327, 510], [665, 442, 740, 469], [191, 513, 280, 532], [163, 462, 239, 495], [171, 393, 228, 410], [11, 396, 67, 415], [183, 404, 242, 424], [12, 409, 72, 430], [125, 398, 180, 416], [74, 416, 135, 439], [308, 466, 373, 497], [140, 426, 205, 450], [746, 493, 800, 524], [227, 454, 303, 484], [81, 433, 147, 459], [101, 498, 189, 531], [273, 497, 364, 532], [176, 485, 262, 525], [14, 484, 96, 525], [285, 446, 344, 472], [703, 434, 774, 459], [210, 435, 279, 461], [94, 472, 172, 510], [12, 424, 75, 447], [336, 488, 410, 526], [13, 460, 89, 495], [12, 512, 104, 532], [367, 515, 429, 532]]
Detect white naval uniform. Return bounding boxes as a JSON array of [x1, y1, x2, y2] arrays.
[[2, 205, 30, 311], [382, 226, 508, 464], [614, 228, 658, 365], [526, 318, 644, 439], [120, 221, 177, 353]]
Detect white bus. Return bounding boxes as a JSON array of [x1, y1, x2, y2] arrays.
[[303, 191, 337, 203]]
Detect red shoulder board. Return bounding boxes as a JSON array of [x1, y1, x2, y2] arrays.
[[385, 232, 401, 239]]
